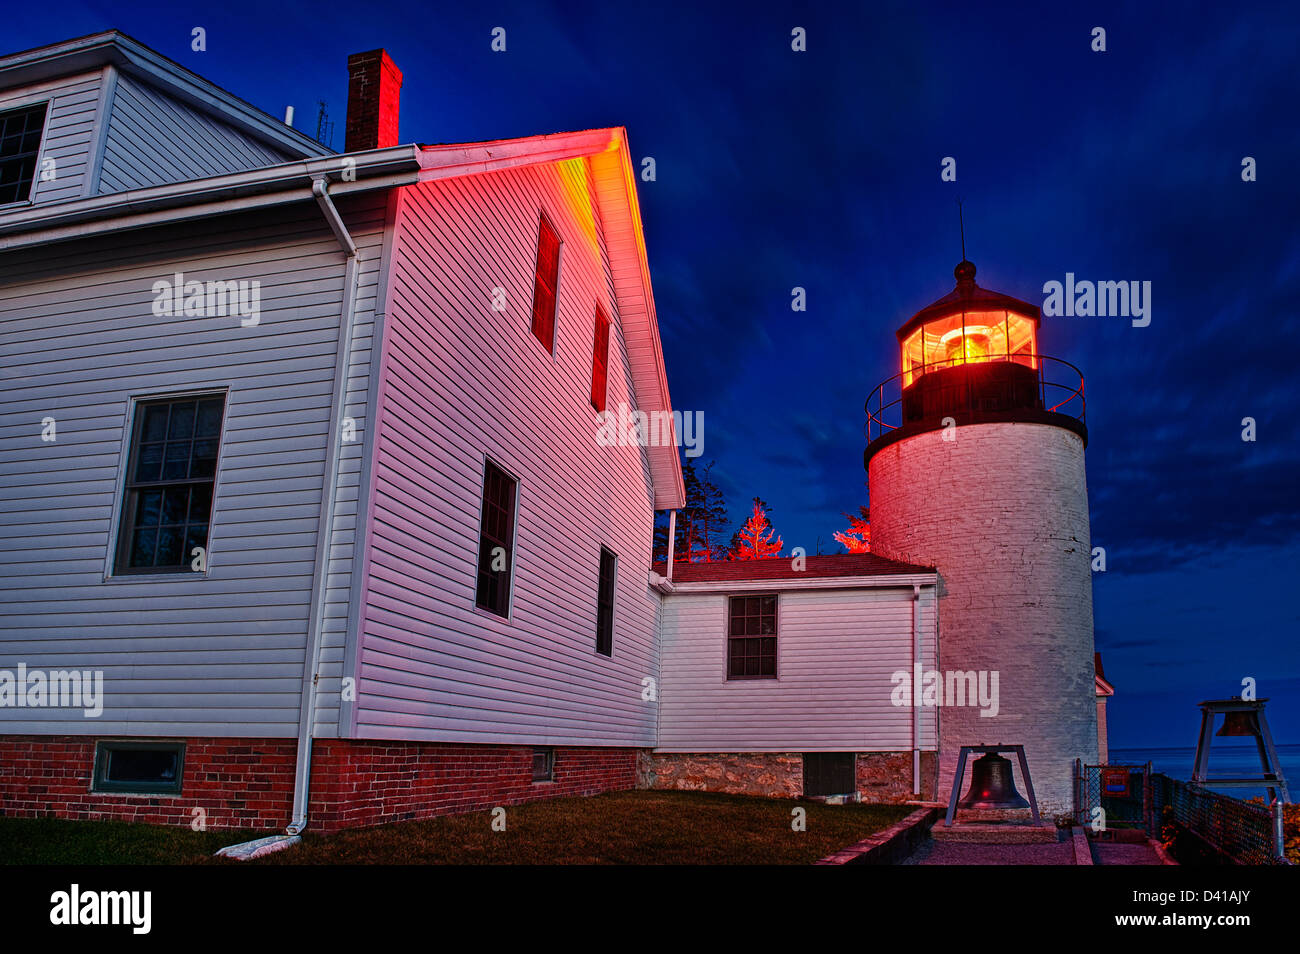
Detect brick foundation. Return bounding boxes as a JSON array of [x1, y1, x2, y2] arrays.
[[640, 751, 938, 803], [307, 740, 638, 832], [0, 736, 296, 829], [0, 735, 639, 832]]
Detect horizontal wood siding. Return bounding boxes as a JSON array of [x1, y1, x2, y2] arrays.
[[0, 197, 384, 737], [354, 157, 659, 746], [656, 587, 939, 752], [0, 70, 103, 205], [312, 193, 391, 738], [98, 73, 294, 194]]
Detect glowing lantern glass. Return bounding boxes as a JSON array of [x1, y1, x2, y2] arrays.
[[941, 327, 991, 365], [900, 309, 1039, 386]]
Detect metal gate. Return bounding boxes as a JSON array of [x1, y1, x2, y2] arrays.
[[1075, 760, 1152, 831]]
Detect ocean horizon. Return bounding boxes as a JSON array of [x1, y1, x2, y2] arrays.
[[1110, 743, 1298, 802]]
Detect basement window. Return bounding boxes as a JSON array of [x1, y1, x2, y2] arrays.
[[531, 747, 555, 783], [0, 102, 47, 205], [803, 753, 856, 798], [92, 741, 185, 795]]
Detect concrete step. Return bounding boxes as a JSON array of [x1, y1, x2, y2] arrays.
[[931, 822, 1059, 844]]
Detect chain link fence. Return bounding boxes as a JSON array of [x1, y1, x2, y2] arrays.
[[1076, 762, 1287, 863], [1149, 773, 1281, 865]]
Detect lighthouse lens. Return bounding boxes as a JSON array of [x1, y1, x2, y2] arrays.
[[944, 331, 990, 365]]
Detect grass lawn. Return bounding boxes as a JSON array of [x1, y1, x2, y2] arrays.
[[1, 791, 912, 865]]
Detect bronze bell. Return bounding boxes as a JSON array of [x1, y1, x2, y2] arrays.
[[1216, 710, 1260, 737], [958, 753, 1031, 810]]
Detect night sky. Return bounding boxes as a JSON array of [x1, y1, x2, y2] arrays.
[[12, 1, 1298, 746]]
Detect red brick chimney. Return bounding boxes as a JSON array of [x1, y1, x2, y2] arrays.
[[344, 50, 402, 152]]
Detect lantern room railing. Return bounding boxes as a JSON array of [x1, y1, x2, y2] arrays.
[[865, 353, 1086, 447]]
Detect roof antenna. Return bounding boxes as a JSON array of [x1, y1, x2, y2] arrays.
[[957, 196, 967, 262]]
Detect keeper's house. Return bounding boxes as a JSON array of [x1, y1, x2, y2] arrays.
[[0, 32, 943, 831]]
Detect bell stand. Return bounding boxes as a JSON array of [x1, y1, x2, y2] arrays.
[[1192, 699, 1290, 804], [944, 744, 1041, 828]]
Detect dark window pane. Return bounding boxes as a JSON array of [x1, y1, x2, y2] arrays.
[[135, 490, 163, 527], [188, 484, 213, 522], [156, 527, 183, 565], [142, 405, 170, 441], [184, 524, 208, 561], [135, 443, 163, 481], [162, 442, 190, 480], [196, 399, 223, 437], [191, 439, 218, 477], [130, 528, 157, 567], [161, 487, 189, 525], [167, 401, 196, 439], [106, 748, 178, 783]]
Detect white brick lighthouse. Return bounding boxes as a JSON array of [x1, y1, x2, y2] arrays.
[[865, 260, 1098, 816]]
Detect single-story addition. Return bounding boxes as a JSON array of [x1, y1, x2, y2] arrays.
[[0, 31, 941, 833], [646, 555, 941, 803]]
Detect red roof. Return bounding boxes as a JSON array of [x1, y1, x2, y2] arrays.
[[653, 553, 933, 583]]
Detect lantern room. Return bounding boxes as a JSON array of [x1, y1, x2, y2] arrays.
[[865, 260, 1087, 463], [898, 260, 1039, 386], [899, 264, 1040, 387]]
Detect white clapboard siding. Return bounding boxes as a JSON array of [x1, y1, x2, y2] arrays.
[[97, 73, 294, 194], [0, 70, 103, 204], [352, 157, 660, 747], [0, 196, 384, 737], [656, 587, 940, 752]]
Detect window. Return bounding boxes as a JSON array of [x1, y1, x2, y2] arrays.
[[727, 594, 778, 679], [590, 305, 610, 411], [531, 747, 554, 782], [529, 215, 561, 351], [0, 103, 46, 205], [595, 547, 616, 656], [92, 741, 185, 795], [115, 395, 225, 574], [475, 458, 517, 617], [803, 753, 856, 797]]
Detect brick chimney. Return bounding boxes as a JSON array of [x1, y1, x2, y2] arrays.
[[344, 50, 402, 152]]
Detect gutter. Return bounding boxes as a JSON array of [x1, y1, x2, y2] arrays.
[[0, 147, 420, 250]]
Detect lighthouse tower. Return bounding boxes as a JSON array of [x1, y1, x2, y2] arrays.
[[865, 260, 1097, 816]]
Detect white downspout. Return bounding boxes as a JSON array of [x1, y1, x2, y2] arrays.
[[665, 510, 676, 580], [287, 177, 360, 834], [912, 583, 921, 795]]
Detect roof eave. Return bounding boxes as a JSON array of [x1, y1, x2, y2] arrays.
[[665, 572, 940, 594], [0, 146, 421, 250]]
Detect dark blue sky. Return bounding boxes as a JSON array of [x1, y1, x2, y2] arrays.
[[14, 1, 1299, 746]]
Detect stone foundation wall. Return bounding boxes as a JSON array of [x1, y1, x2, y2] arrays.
[[641, 751, 937, 803]]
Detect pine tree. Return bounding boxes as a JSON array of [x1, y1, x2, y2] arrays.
[[833, 505, 871, 553], [653, 459, 731, 564], [732, 497, 783, 560], [699, 461, 730, 561]]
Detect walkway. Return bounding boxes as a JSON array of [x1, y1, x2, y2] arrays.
[[900, 835, 1076, 865]]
